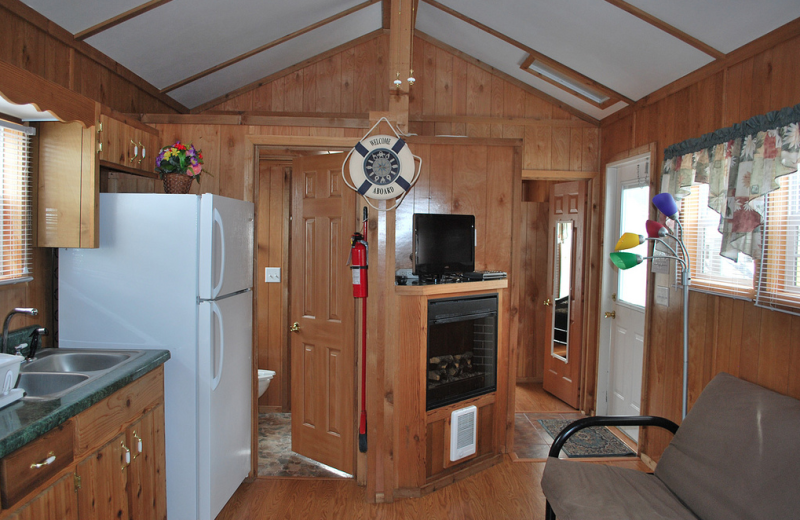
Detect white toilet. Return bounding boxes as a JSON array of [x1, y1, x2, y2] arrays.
[[257, 369, 276, 398]]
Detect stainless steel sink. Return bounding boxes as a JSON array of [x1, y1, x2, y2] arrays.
[[23, 352, 131, 373], [17, 373, 90, 399], [18, 348, 144, 400]]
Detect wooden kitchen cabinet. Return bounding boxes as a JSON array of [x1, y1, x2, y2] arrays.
[[0, 367, 166, 519], [98, 108, 160, 176], [6, 473, 78, 520]]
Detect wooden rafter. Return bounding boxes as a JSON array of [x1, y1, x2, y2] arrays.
[[74, 0, 172, 41], [604, 0, 725, 60], [422, 0, 633, 107], [388, 0, 413, 124], [161, 0, 380, 94], [382, 0, 391, 29]]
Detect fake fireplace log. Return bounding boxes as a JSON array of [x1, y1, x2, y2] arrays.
[[426, 295, 498, 411]]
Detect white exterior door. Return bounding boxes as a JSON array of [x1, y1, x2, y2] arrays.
[[600, 155, 650, 441]]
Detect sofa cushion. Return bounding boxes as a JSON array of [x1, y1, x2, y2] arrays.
[[542, 458, 698, 520], [655, 372, 800, 520]]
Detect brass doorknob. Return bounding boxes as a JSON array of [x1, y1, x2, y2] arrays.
[[604, 311, 616, 319], [290, 322, 300, 333], [543, 299, 551, 306]]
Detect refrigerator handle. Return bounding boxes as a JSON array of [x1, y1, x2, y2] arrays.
[[211, 301, 225, 390], [212, 208, 226, 298]]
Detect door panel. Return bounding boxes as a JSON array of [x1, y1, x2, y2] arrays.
[[290, 153, 355, 475], [543, 181, 585, 409], [76, 433, 128, 520]]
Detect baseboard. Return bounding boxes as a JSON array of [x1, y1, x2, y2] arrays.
[[516, 377, 543, 384]]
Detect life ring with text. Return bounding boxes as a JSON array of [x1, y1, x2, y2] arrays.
[[348, 135, 415, 200]]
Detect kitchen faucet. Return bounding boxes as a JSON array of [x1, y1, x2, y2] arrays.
[[2, 308, 38, 355]]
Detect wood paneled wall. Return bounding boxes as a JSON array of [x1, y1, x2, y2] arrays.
[[599, 30, 800, 461], [0, 0, 179, 114], [209, 35, 391, 114]]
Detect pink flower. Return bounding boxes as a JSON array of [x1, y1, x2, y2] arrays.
[[191, 163, 202, 175]]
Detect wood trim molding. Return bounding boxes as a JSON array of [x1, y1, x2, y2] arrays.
[[405, 135, 523, 147], [0, 0, 187, 113], [190, 29, 387, 114], [415, 31, 599, 126], [421, 0, 632, 106], [162, 0, 380, 94], [0, 61, 98, 127], [604, 0, 725, 60], [74, 0, 172, 41], [410, 114, 596, 128], [601, 16, 800, 127], [141, 111, 372, 128], [522, 169, 597, 180]]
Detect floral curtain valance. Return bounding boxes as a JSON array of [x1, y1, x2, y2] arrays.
[[661, 103, 800, 261]]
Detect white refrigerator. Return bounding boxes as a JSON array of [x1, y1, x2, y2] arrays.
[[58, 193, 254, 520]]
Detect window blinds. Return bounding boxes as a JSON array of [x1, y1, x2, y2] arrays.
[[756, 171, 800, 315], [679, 183, 754, 299], [0, 122, 34, 285]]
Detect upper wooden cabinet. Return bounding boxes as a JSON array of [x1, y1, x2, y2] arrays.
[[98, 107, 161, 176]]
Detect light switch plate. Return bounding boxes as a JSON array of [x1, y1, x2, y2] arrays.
[[265, 267, 281, 283], [655, 285, 669, 306]]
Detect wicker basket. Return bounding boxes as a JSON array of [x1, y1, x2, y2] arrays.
[[162, 173, 194, 194]]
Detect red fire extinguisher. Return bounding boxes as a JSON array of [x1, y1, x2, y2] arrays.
[[350, 208, 369, 452]]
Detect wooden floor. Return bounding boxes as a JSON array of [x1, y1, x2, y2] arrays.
[[515, 382, 577, 413], [218, 456, 650, 519]]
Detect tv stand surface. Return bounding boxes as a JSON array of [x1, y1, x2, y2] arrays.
[[395, 278, 507, 296]]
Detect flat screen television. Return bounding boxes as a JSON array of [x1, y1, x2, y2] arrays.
[[412, 213, 475, 277]]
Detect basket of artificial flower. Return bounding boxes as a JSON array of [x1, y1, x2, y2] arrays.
[[155, 141, 207, 194]]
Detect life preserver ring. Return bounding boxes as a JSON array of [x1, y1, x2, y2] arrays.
[[348, 135, 415, 200]]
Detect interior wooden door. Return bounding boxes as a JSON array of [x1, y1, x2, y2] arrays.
[[290, 153, 355, 475], [543, 181, 586, 409]]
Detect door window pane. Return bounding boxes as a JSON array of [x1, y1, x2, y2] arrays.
[[618, 185, 649, 307]]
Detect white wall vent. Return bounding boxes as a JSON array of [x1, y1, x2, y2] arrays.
[[450, 405, 478, 462]]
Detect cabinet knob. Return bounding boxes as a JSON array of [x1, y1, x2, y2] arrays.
[[133, 430, 143, 460], [121, 441, 131, 471], [543, 298, 551, 306]]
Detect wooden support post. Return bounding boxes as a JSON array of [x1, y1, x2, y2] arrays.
[[388, 0, 413, 128]]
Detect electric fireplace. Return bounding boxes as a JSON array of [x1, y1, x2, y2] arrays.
[[426, 294, 498, 410]]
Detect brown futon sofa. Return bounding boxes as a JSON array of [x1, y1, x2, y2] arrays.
[[541, 372, 800, 520]]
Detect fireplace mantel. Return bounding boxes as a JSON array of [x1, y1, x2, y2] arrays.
[[392, 280, 510, 497], [395, 279, 508, 296]]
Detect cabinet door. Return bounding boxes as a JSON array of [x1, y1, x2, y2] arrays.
[[7, 473, 78, 520], [76, 433, 129, 520], [127, 404, 167, 520]]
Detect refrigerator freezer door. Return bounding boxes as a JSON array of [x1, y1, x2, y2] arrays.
[[199, 194, 254, 299], [197, 293, 252, 520]]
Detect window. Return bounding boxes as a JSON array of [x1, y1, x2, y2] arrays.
[[756, 171, 800, 311], [680, 184, 755, 298], [0, 121, 34, 285], [617, 183, 649, 307], [678, 170, 800, 313]]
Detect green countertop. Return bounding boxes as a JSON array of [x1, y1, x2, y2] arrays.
[[0, 349, 170, 458]]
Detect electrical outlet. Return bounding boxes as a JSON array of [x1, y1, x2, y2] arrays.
[[265, 267, 281, 283]]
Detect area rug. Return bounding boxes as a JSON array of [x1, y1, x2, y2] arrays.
[[538, 419, 635, 458]]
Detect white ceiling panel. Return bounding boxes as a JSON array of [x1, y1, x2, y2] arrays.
[[85, 0, 366, 89], [168, 4, 381, 109], [425, 0, 714, 102], [623, 0, 800, 54], [416, 5, 623, 121], [21, 0, 145, 34]]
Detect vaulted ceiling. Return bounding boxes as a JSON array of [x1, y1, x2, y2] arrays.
[[18, 0, 800, 119]]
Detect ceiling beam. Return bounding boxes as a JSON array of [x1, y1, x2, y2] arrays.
[[604, 0, 725, 60], [422, 0, 633, 106], [74, 0, 172, 41], [161, 0, 380, 94]]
